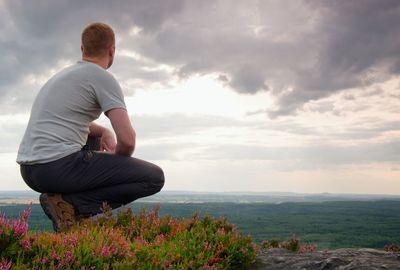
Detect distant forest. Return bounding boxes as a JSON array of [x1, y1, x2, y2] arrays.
[[1, 200, 399, 249]]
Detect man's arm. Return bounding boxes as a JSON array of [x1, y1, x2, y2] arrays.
[[106, 108, 136, 156]]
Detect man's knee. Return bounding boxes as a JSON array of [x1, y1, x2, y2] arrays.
[[151, 165, 165, 192]]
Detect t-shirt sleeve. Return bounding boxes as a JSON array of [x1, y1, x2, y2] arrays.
[[92, 71, 126, 113]]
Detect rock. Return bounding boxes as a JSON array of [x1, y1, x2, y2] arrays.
[[251, 248, 400, 270]]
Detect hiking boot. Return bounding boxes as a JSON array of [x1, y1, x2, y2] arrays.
[[39, 193, 76, 232]]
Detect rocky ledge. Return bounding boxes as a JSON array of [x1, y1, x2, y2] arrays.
[[252, 248, 400, 270]]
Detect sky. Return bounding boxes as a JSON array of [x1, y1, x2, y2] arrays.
[[1, 0, 400, 194]]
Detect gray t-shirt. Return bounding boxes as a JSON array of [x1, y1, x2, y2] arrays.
[[17, 60, 126, 165]]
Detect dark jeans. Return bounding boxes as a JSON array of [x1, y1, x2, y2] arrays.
[[20, 136, 164, 217]]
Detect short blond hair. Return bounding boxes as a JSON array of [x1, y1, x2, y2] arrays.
[[81, 22, 115, 57]]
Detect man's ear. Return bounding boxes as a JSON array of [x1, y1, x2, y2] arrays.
[[108, 46, 115, 57], [81, 45, 84, 53]]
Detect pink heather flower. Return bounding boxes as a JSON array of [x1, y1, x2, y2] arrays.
[[41, 257, 48, 264], [111, 245, 118, 256], [80, 267, 86, 270], [20, 206, 32, 222], [63, 235, 79, 248], [65, 251, 73, 263], [0, 260, 12, 270], [162, 259, 169, 267], [217, 228, 225, 235], [14, 223, 28, 237], [20, 239, 32, 251], [204, 242, 212, 251], [125, 251, 133, 258], [11, 215, 29, 239], [53, 253, 60, 261], [101, 246, 111, 257]]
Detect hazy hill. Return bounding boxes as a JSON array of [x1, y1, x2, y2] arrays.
[[1, 190, 400, 205]]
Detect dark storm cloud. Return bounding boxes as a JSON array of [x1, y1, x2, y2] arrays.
[[1, 0, 399, 116], [129, 0, 400, 116], [280, 0, 400, 115], [0, 0, 183, 111], [131, 1, 312, 96]]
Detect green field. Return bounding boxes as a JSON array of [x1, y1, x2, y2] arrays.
[[1, 200, 399, 249]]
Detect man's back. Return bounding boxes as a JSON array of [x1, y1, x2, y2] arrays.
[[17, 60, 125, 165]]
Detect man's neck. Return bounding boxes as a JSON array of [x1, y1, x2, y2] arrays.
[[82, 56, 108, 69]]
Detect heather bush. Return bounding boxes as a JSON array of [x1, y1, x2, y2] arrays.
[[261, 236, 317, 253], [0, 205, 30, 258], [384, 244, 400, 253], [0, 205, 257, 269]]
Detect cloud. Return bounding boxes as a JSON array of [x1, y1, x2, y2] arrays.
[[132, 113, 249, 139], [1, 0, 399, 117], [195, 140, 400, 166], [284, 0, 400, 109], [0, 0, 183, 110], [0, 115, 27, 152], [129, 0, 400, 116], [131, 0, 316, 96], [125, 112, 400, 165]]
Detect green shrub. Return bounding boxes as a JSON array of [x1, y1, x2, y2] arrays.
[[384, 244, 400, 253], [261, 236, 317, 253]]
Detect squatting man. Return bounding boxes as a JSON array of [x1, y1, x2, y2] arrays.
[[17, 22, 165, 232]]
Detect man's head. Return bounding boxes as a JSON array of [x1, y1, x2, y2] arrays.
[[81, 22, 115, 69]]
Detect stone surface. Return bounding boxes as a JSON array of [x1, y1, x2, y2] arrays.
[[252, 248, 400, 270]]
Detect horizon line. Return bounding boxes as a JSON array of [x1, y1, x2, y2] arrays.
[[1, 189, 400, 197]]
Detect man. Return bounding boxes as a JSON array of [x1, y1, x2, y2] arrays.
[[16, 22, 164, 232]]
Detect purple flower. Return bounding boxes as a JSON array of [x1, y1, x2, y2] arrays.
[[65, 251, 73, 263], [19, 239, 31, 251], [0, 260, 12, 270], [101, 246, 111, 257], [162, 259, 170, 267], [53, 253, 60, 261], [41, 257, 48, 264]]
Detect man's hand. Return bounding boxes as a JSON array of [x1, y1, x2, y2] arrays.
[[100, 129, 116, 152], [89, 122, 116, 153]]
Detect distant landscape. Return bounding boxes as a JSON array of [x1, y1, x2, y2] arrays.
[[2, 190, 400, 204], [1, 190, 399, 250]]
